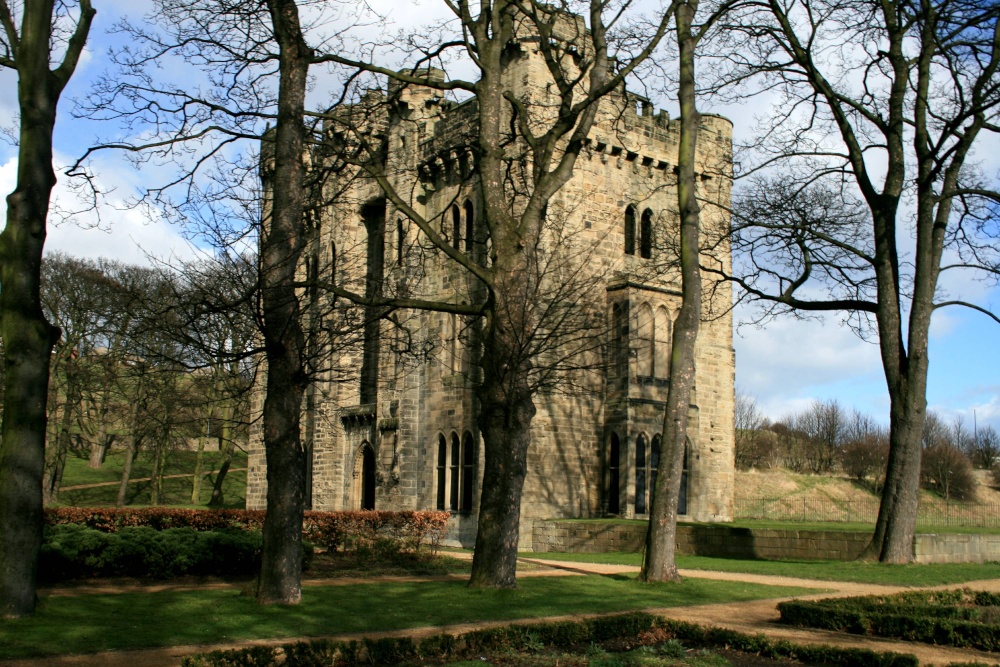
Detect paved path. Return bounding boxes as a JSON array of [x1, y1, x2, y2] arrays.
[[3, 556, 1000, 667]]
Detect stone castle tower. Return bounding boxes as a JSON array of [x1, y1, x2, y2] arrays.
[[246, 11, 736, 548]]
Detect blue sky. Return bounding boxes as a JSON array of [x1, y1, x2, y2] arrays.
[[1, 0, 997, 430]]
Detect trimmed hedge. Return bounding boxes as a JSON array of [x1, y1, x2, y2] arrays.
[[779, 588, 1000, 652], [44, 508, 449, 553], [181, 612, 918, 667], [38, 524, 312, 581]]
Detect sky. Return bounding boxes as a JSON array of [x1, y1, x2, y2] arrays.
[[1, 0, 998, 431]]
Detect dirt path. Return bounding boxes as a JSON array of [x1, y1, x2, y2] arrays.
[[4, 557, 1000, 667]]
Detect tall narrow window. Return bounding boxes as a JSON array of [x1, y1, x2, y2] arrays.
[[635, 434, 647, 514], [330, 242, 337, 285], [396, 218, 405, 264], [678, 441, 690, 515], [624, 205, 636, 255], [461, 431, 474, 511], [449, 432, 460, 511], [650, 435, 661, 506], [640, 208, 653, 259], [436, 435, 447, 510], [464, 200, 475, 253], [451, 205, 461, 249], [608, 433, 620, 514]]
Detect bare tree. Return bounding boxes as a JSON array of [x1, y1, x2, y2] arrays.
[[841, 408, 888, 490], [734, 387, 770, 469], [717, 0, 1000, 562], [0, 0, 95, 617], [972, 425, 1000, 470], [319, 1, 681, 588], [643, 0, 710, 583]]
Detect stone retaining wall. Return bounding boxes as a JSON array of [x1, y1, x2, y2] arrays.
[[914, 533, 1000, 563], [530, 520, 1000, 563]]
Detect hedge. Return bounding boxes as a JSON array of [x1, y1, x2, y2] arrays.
[[779, 589, 1000, 652], [181, 612, 918, 667], [44, 508, 449, 553], [38, 524, 313, 581]]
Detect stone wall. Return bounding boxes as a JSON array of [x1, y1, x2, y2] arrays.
[[914, 533, 1000, 564], [530, 520, 1000, 563]]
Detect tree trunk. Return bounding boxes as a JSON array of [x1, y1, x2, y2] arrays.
[[191, 432, 206, 504], [0, 0, 85, 618], [255, 0, 312, 606], [87, 389, 111, 468], [468, 345, 536, 589], [149, 442, 162, 505], [117, 441, 136, 507], [641, 0, 702, 583], [209, 421, 233, 506]]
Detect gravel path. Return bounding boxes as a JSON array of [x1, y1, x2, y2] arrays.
[[3, 556, 999, 667]]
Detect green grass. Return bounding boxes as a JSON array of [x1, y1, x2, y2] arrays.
[[56, 449, 248, 508], [526, 552, 1000, 587], [1, 576, 814, 659]]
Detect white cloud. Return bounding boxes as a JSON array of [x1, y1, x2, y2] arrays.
[[0, 155, 198, 266]]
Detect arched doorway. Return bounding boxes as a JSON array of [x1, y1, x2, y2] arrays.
[[353, 443, 376, 510]]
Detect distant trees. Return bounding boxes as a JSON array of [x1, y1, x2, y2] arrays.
[[34, 253, 255, 508], [741, 397, 986, 503]]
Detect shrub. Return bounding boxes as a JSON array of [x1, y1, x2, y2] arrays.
[[43, 507, 449, 556], [37, 524, 312, 581], [181, 612, 918, 667], [778, 589, 1000, 653]]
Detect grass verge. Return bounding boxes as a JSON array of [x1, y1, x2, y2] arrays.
[[525, 552, 1000, 586], [1, 575, 814, 659]]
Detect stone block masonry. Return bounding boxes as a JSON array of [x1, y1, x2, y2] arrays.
[[247, 7, 736, 543]]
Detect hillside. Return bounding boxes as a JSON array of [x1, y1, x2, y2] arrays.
[[735, 468, 1000, 529]]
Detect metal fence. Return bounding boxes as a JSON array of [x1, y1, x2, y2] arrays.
[[734, 496, 1000, 529]]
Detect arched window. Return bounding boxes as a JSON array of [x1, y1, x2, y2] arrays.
[[436, 434, 447, 510], [640, 208, 653, 259], [635, 434, 647, 514], [330, 242, 337, 285], [449, 432, 460, 510], [608, 433, 621, 514], [464, 200, 475, 253], [624, 205, 636, 255], [396, 218, 405, 264], [654, 307, 671, 378], [451, 205, 461, 250], [637, 303, 654, 377], [461, 431, 475, 511]]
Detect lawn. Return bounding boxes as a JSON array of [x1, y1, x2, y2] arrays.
[[0, 576, 814, 659], [526, 552, 1000, 587], [56, 449, 248, 508]]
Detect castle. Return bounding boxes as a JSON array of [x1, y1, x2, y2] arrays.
[[246, 11, 736, 549]]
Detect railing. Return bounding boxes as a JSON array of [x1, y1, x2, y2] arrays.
[[734, 496, 1000, 529]]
